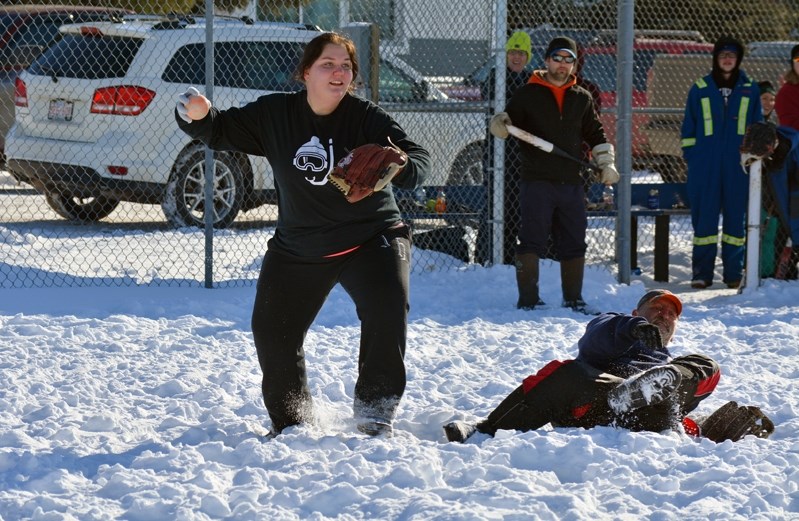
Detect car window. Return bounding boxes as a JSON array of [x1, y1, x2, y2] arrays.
[[748, 42, 795, 58], [9, 15, 71, 51], [0, 14, 20, 44], [581, 49, 678, 92], [28, 33, 142, 79], [163, 41, 306, 92], [162, 44, 204, 85], [230, 41, 305, 91], [379, 59, 423, 102], [581, 54, 616, 92]]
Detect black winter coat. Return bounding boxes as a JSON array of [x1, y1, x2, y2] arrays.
[[505, 73, 606, 184]]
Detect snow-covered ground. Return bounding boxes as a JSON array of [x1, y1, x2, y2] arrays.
[[1, 223, 797, 520]]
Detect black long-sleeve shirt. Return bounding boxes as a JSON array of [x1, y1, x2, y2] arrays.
[[177, 91, 431, 257]]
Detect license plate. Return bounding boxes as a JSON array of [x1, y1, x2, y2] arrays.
[[48, 99, 74, 121]]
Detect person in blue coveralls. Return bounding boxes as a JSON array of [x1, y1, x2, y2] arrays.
[[681, 36, 762, 289]]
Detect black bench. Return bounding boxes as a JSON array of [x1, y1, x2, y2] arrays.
[[398, 182, 690, 281], [586, 183, 690, 282]]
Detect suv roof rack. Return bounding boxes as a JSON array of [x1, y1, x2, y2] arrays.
[[121, 13, 321, 32], [151, 12, 195, 30], [211, 14, 255, 25], [594, 29, 707, 44]]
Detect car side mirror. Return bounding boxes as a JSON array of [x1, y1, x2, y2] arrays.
[[412, 81, 428, 102]]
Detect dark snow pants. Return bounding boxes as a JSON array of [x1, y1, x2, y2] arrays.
[[517, 181, 587, 260], [477, 355, 720, 435], [251, 224, 411, 433]]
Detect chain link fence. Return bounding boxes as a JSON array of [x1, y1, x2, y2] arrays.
[[0, 0, 796, 288]]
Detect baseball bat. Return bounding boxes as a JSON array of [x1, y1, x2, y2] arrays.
[[506, 125, 600, 172]]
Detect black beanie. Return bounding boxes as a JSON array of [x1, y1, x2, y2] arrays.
[[545, 36, 578, 59], [713, 36, 744, 69]]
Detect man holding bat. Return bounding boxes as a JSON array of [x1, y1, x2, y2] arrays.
[[489, 36, 618, 314]]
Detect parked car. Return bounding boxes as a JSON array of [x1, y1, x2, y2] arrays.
[[0, 4, 132, 162], [376, 50, 486, 187], [579, 37, 714, 182], [747, 40, 798, 58], [6, 15, 485, 227], [440, 25, 599, 101], [441, 31, 714, 182], [644, 52, 787, 182]]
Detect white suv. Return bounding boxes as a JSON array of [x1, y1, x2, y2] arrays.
[[6, 15, 485, 227]]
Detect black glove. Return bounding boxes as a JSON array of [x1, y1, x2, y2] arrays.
[[698, 401, 775, 442], [632, 322, 663, 350], [740, 121, 778, 169]]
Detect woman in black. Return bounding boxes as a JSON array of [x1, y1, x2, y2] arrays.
[[176, 32, 431, 437]]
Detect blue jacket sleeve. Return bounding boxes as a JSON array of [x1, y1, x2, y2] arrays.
[[681, 83, 699, 159], [575, 312, 672, 376]]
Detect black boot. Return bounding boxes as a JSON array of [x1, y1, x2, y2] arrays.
[[607, 365, 682, 415], [560, 257, 598, 315], [515, 253, 544, 309]]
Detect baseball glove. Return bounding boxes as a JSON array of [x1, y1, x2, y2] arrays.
[[698, 401, 775, 442], [740, 122, 778, 169], [329, 141, 408, 203]]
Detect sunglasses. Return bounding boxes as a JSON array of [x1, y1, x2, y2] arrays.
[[550, 54, 576, 64]]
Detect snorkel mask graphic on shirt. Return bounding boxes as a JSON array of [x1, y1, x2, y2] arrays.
[[293, 136, 334, 185]]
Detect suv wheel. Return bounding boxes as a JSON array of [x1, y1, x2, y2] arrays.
[[44, 191, 120, 222], [446, 140, 485, 186], [163, 145, 244, 228]]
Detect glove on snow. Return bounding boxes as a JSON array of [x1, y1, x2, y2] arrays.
[[698, 401, 775, 442]]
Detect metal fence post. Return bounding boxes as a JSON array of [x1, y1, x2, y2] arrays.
[[616, 0, 635, 284], [204, 1, 215, 288], [491, 0, 507, 266]]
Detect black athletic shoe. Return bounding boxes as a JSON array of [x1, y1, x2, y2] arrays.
[[563, 299, 601, 315], [443, 421, 478, 443], [607, 365, 682, 414], [260, 430, 278, 441], [357, 418, 393, 437]]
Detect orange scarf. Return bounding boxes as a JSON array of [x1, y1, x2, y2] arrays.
[[528, 70, 577, 114]]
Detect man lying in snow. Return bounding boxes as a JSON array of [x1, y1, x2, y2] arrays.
[[444, 290, 774, 443]]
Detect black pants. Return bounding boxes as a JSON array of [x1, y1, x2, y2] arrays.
[[518, 181, 588, 260], [478, 355, 720, 435], [251, 224, 411, 432]]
